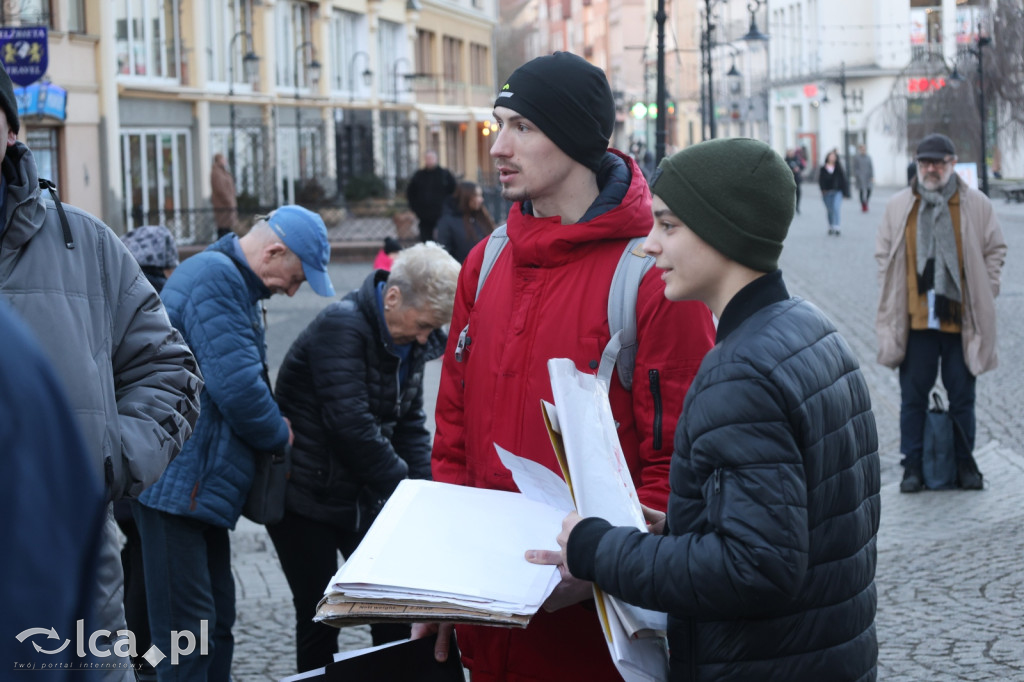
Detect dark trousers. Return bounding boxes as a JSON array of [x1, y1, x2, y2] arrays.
[[134, 504, 235, 681], [266, 509, 409, 674], [417, 217, 438, 243], [899, 329, 976, 469], [859, 186, 872, 206], [115, 501, 155, 678]]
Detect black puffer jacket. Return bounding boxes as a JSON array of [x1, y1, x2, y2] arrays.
[[275, 270, 445, 527], [569, 272, 880, 682]]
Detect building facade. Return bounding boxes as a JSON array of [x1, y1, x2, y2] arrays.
[[8, 0, 497, 241]]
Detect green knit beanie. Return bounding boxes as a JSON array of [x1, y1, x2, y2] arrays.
[[650, 138, 795, 272]]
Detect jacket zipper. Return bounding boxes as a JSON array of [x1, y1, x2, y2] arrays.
[[649, 369, 663, 450]]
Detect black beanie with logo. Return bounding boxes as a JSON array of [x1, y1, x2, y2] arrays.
[[494, 52, 614, 172], [0, 61, 20, 134]]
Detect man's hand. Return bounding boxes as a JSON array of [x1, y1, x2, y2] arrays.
[[525, 511, 592, 611], [641, 504, 666, 535], [284, 416, 294, 446], [411, 622, 454, 663]]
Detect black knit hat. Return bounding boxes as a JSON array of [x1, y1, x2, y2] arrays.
[[494, 52, 614, 172], [0, 60, 19, 134], [650, 138, 795, 273]]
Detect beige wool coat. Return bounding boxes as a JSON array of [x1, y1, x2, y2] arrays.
[[875, 175, 1007, 376]]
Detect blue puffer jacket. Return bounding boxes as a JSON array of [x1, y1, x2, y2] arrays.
[[140, 236, 290, 528], [569, 271, 880, 682]]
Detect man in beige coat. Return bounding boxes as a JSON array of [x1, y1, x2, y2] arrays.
[[875, 133, 1006, 493]]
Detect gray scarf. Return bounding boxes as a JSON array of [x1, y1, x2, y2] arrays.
[[916, 174, 961, 321]]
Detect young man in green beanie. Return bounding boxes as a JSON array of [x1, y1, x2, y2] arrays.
[[530, 138, 882, 681]]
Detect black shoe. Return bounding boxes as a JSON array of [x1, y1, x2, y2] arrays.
[[957, 460, 983, 490], [900, 468, 923, 493]]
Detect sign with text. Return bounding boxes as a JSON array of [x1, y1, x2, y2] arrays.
[[0, 26, 48, 86]]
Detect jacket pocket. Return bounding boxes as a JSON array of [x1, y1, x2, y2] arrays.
[[703, 468, 724, 530], [649, 369, 663, 450]]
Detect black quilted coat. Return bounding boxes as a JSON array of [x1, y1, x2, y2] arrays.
[[568, 272, 881, 682], [274, 270, 445, 527]]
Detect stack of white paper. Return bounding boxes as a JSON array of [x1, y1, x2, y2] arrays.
[[316, 479, 564, 628]]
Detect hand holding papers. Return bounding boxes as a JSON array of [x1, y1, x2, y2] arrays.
[[540, 359, 670, 682]]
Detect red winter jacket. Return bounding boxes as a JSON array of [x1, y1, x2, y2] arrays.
[[432, 150, 716, 682]]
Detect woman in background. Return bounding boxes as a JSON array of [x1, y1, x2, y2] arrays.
[[435, 181, 496, 263], [818, 148, 848, 236]]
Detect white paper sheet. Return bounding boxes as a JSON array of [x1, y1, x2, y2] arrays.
[[326, 480, 563, 614]]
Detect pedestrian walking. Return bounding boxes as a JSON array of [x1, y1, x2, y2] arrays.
[[785, 148, 806, 214], [819, 148, 848, 235], [875, 133, 1007, 493], [413, 51, 716, 681], [136, 205, 335, 680], [406, 150, 456, 242], [269, 243, 460, 674], [853, 144, 875, 212], [530, 137, 881, 681]]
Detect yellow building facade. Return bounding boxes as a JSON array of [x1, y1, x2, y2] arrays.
[[8, 0, 496, 240]]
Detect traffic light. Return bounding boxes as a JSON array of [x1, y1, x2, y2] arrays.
[[667, 100, 676, 115], [631, 102, 648, 119]]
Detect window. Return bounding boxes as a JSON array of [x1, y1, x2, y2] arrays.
[[377, 20, 405, 100], [67, 0, 86, 33], [206, 0, 254, 87], [26, 128, 58, 183], [0, 0, 52, 27], [121, 128, 195, 242], [416, 29, 435, 77], [442, 36, 463, 84], [469, 43, 488, 86], [276, 0, 314, 90], [329, 9, 370, 97], [116, 0, 181, 81]]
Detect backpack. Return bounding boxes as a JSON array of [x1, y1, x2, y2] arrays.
[[454, 224, 654, 391]]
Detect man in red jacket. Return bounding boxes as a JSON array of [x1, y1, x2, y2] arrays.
[[414, 52, 716, 681]]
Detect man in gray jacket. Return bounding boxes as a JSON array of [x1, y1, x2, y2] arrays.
[[875, 133, 1006, 492], [0, 62, 202, 679]]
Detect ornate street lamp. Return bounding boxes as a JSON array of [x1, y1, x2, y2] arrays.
[[294, 41, 321, 184], [228, 30, 259, 180]]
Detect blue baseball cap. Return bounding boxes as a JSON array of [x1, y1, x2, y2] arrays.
[[266, 205, 335, 297]]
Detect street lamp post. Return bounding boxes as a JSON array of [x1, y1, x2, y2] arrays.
[[391, 56, 411, 102], [346, 51, 373, 183], [228, 30, 259, 181], [970, 28, 992, 196], [700, 0, 724, 140], [654, 0, 667, 161], [293, 41, 321, 186], [348, 50, 372, 103]]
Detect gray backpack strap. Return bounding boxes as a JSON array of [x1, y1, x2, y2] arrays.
[[455, 224, 508, 362], [597, 238, 655, 390]]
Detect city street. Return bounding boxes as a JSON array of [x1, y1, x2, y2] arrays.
[[232, 184, 1024, 680]]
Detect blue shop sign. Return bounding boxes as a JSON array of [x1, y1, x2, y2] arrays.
[[15, 81, 67, 121], [0, 26, 48, 86]]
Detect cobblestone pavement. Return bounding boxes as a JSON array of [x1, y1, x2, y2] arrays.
[[232, 185, 1024, 680]]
